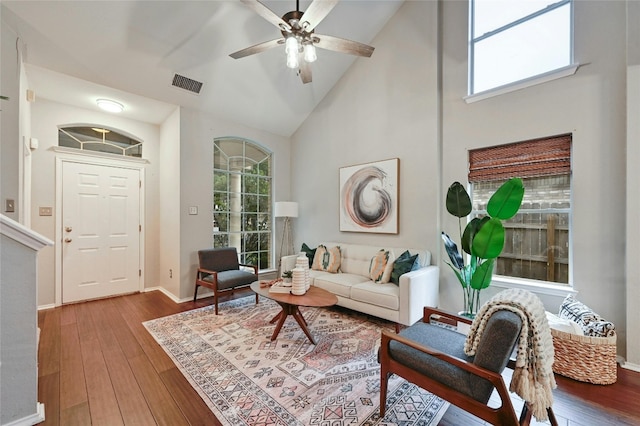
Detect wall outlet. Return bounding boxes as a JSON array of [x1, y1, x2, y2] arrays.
[[188, 206, 198, 215]]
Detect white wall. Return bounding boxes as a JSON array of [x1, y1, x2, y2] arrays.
[[23, 96, 291, 305], [626, 65, 640, 368], [5, 0, 636, 364], [159, 108, 181, 298], [173, 107, 291, 301], [441, 0, 628, 356], [0, 235, 39, 425], [290, 1, 440, 253], [1, 20, 20, 222], [291, 0, 633, 360], [625, 0, 640, 368], [29, 99, 162, 306], [1, 216, 50, 426]]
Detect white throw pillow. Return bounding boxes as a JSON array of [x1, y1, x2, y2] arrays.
[[546, 311, 583, 335]]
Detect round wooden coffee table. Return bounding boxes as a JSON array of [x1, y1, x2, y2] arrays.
[[251, 281, 338, 344]]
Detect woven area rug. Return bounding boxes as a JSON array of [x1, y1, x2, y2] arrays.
[[143, 296, 449, 425]]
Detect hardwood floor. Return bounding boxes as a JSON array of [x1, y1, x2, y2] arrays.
[[38, 290, 640, 425]]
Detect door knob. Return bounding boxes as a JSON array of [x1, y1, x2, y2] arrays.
[[64, 238, 72, 243], [65, 226, 73, 232]]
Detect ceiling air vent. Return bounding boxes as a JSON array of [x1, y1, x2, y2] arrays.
[[171, 74, 203, 94]]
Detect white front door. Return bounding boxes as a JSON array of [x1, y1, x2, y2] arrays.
[[62, 161, 141, 303]]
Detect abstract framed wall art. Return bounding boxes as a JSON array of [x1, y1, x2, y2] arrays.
[[339, 158, 399, 234]]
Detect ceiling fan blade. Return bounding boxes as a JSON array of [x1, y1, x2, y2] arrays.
[[314, 34, 375, 57], [230, 38, 284, 59], [300, 0, 338, 32], [299, 60, 312, 84], [240, 0, 291, 31]]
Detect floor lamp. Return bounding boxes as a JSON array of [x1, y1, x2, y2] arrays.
[[275, 201, 298, 277]]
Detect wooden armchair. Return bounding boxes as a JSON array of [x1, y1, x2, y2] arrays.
[[193, 247, 259, 314], [379, 307, 558, 425]]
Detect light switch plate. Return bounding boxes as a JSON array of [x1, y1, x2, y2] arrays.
[[39, 207, 53, 216], [189, 206, 198, 215], [5, 199, 15, 213]]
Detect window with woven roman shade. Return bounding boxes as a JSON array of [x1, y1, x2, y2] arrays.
[[468, 134, 571, 182], [469, 134, 572, 285]]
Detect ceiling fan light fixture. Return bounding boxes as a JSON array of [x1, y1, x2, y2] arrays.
[[286, 51, 299, 69], [285, 36, 298, 54], [285, 36, 300, 69], [232, 0, 374, 84], [304, 43, 317, 63]]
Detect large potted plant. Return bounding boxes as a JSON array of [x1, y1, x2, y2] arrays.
[[441, 178, 524, 317]]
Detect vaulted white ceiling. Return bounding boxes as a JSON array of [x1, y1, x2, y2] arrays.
[[2, 0, 404, 136]]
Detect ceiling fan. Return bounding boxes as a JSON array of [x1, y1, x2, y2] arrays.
[[230, 0, 375, 84]]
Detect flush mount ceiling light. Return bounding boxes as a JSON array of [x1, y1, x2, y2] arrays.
[[96, 99, 124, 113]]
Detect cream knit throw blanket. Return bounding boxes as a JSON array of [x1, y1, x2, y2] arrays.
[[464, 288, 557, 421]]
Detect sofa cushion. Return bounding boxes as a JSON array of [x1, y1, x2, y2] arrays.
[[322, 242, 430, 277], [326, 243, 393, 277], [369, 249, 394, 283], [351, 281, 399, 310], [312, 245, 341, 273], [201, 269, 257, 291], [313, 273, 370, 298], [390, 250, 420, 285]]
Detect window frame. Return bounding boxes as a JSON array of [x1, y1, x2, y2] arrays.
[[468, 0, 576, 99], [213, 138, 272, 271], [467, 135, 573, 293], [58, 125, 143, 157], [470, 176, 571, 286]]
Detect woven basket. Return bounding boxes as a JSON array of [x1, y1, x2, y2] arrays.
[[550, 328, 617, 385]]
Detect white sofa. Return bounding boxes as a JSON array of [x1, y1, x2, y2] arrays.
[[281, 242, 439, 326]]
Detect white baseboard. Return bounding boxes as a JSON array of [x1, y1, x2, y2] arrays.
[[621, 360, 640, 373], [144, 286, 180, 303], [37, 303, 55, 311], [3, 403, 45, 426], [144, 286, 214, 304], [36, 287, 211, 310]]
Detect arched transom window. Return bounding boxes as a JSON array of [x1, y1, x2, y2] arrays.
[[58, 126, 143, 157]]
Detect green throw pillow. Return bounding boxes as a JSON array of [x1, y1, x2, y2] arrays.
[[391, 250, 419, 285], [301, 243, 316, 267]]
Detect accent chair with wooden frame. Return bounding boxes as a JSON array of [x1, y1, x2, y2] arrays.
[[193, 247, 259, 314], [379, 307, 558, 426]]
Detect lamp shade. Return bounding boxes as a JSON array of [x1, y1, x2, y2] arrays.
[[274, 201, 298, 218]]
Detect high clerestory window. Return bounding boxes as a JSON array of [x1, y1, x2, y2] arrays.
[[469, 134, 572, 285], [58, 126, 142, 157], [469, 0, 574, 95], [213, 138, 272, 270]]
